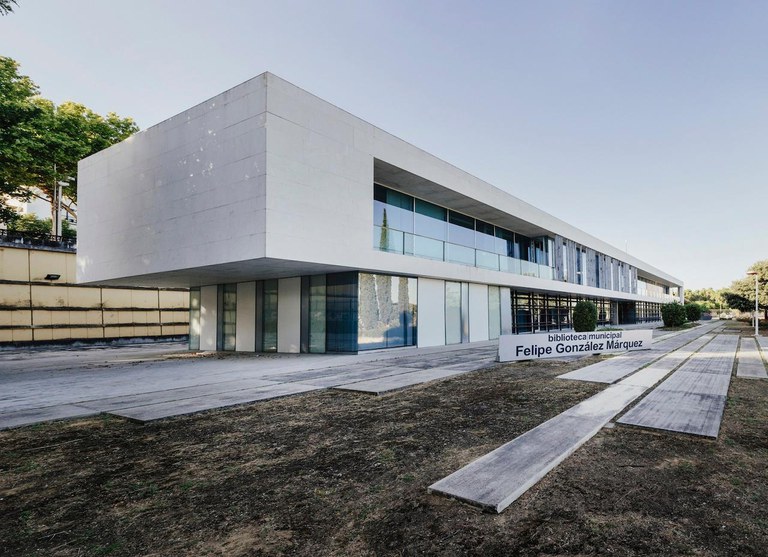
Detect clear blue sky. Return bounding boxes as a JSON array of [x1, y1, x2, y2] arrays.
[[2, 0, 766, 290]]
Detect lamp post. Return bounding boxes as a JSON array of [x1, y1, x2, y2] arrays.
[[747, 270, 758, 336]]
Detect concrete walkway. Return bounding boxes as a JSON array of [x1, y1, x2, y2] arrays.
[[618, 334, 738, 437], [737, 337, 768, 379], [0, 342, 497, 429], [429, 328, 716, 512], [557, 321, 723, 384]]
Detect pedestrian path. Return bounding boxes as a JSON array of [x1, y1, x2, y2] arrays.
[[428, 331, 714, 513], [617, 334, 738, 438], [0, 344, 498, 428], [557, 321, 722, 384], [735, 337, 767, 378], [755, 335, 768, 352]]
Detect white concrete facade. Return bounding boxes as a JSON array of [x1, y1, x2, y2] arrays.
[[78, 72, 684, 353]]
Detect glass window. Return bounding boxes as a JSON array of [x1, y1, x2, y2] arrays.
[[218, 284, 237, 351], [326, 272, 358, 353], [517, 234, 531, 261], [595, 257, 601, 288], [189, 288, 200, 350], [445, 281, 462, 345], [448, 211, 475, 248], [412, 235, 444, 261], [414, 199, 447, 240], [374, 184, 413, 210], [358, 273, 417, 350], [309, 275, 326, 353], [562, 242, 568, 282], [494, 227, 515, 257], [445, 243, 475, 266], [476, 250, 499, 270], [373, 226, 404, 253], [262, 279, 278, 352], [475, 220, 496, 252]]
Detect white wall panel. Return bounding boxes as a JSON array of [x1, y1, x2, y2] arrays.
[[236, 281, 256, 351], [500, 287, 513, 336], [417, 278, 445, 348], [469, 283, 489, 342], [277, 277, 301, 353], [199, 285, 218, 351]]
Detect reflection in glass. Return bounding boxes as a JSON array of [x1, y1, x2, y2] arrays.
[[373, 202, 413, 234], [358, 273, 417, 350], [373, 225, 404, 253], [309, 275, 326, 353], [189, 288, 200, 350], [220, 283, 237, 351], [262, 279, 278, 352]]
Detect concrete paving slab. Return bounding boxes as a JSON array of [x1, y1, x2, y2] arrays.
[[617, 334, 738, 438], [291, 366, 420, 388], [619, 392, 727, 438], [333, 367, 474, 395], [429, 383, 646, 513], [429, 332, 720, 513], [0, 404, 99, 430], [263, 363, 383, 383], [557, 322, 721, 384], [655, 371, 732, 395], [109, 383, 322, 422], [76, 378, 281, 412], [736, 337, 768, 379], [618, 335, 714, 389]]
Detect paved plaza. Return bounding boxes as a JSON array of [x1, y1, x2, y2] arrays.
[[3, 322, 767, 516], [0, 341, 498, 429]]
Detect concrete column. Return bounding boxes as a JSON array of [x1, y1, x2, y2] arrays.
[[236, 281, 256, 352], [277, 277, 301, 353], [469, 283, 489, 342], [500, 287, 512, 335], [199, 285, 218, 351]]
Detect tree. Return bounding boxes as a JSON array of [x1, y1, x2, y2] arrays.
[[661, 302, 687, 327], [0, 56, 40, 224], [0, 0, 17, 16], [684, 302, 702, 322], [5, 213, 76, 240], [724, 260, 768, 319], [0, 56, 138, 226], [572, 301, 597, 332], [685, 287, 729, 311]]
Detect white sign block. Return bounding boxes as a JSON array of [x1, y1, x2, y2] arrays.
[[498, 330, 653, 362]]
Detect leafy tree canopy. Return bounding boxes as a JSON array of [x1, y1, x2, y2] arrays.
[[684, 287, 729, 311], [0, 0, 17, 16], [723, 260, 768, 318], [5, 213, 76, 240], [0, 56, 138, 224]]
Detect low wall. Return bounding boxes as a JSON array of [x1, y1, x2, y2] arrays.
[[0, 244, 189, 344]]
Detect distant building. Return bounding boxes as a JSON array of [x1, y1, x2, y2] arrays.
[[78, 73, 683, 353]]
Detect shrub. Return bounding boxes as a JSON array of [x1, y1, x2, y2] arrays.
[[573, 300, 598, 332], [684, 302, 702, 322], [661, 302, 687, 327]]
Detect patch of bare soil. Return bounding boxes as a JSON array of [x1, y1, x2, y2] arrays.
[[2, 351, 767, 556]]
